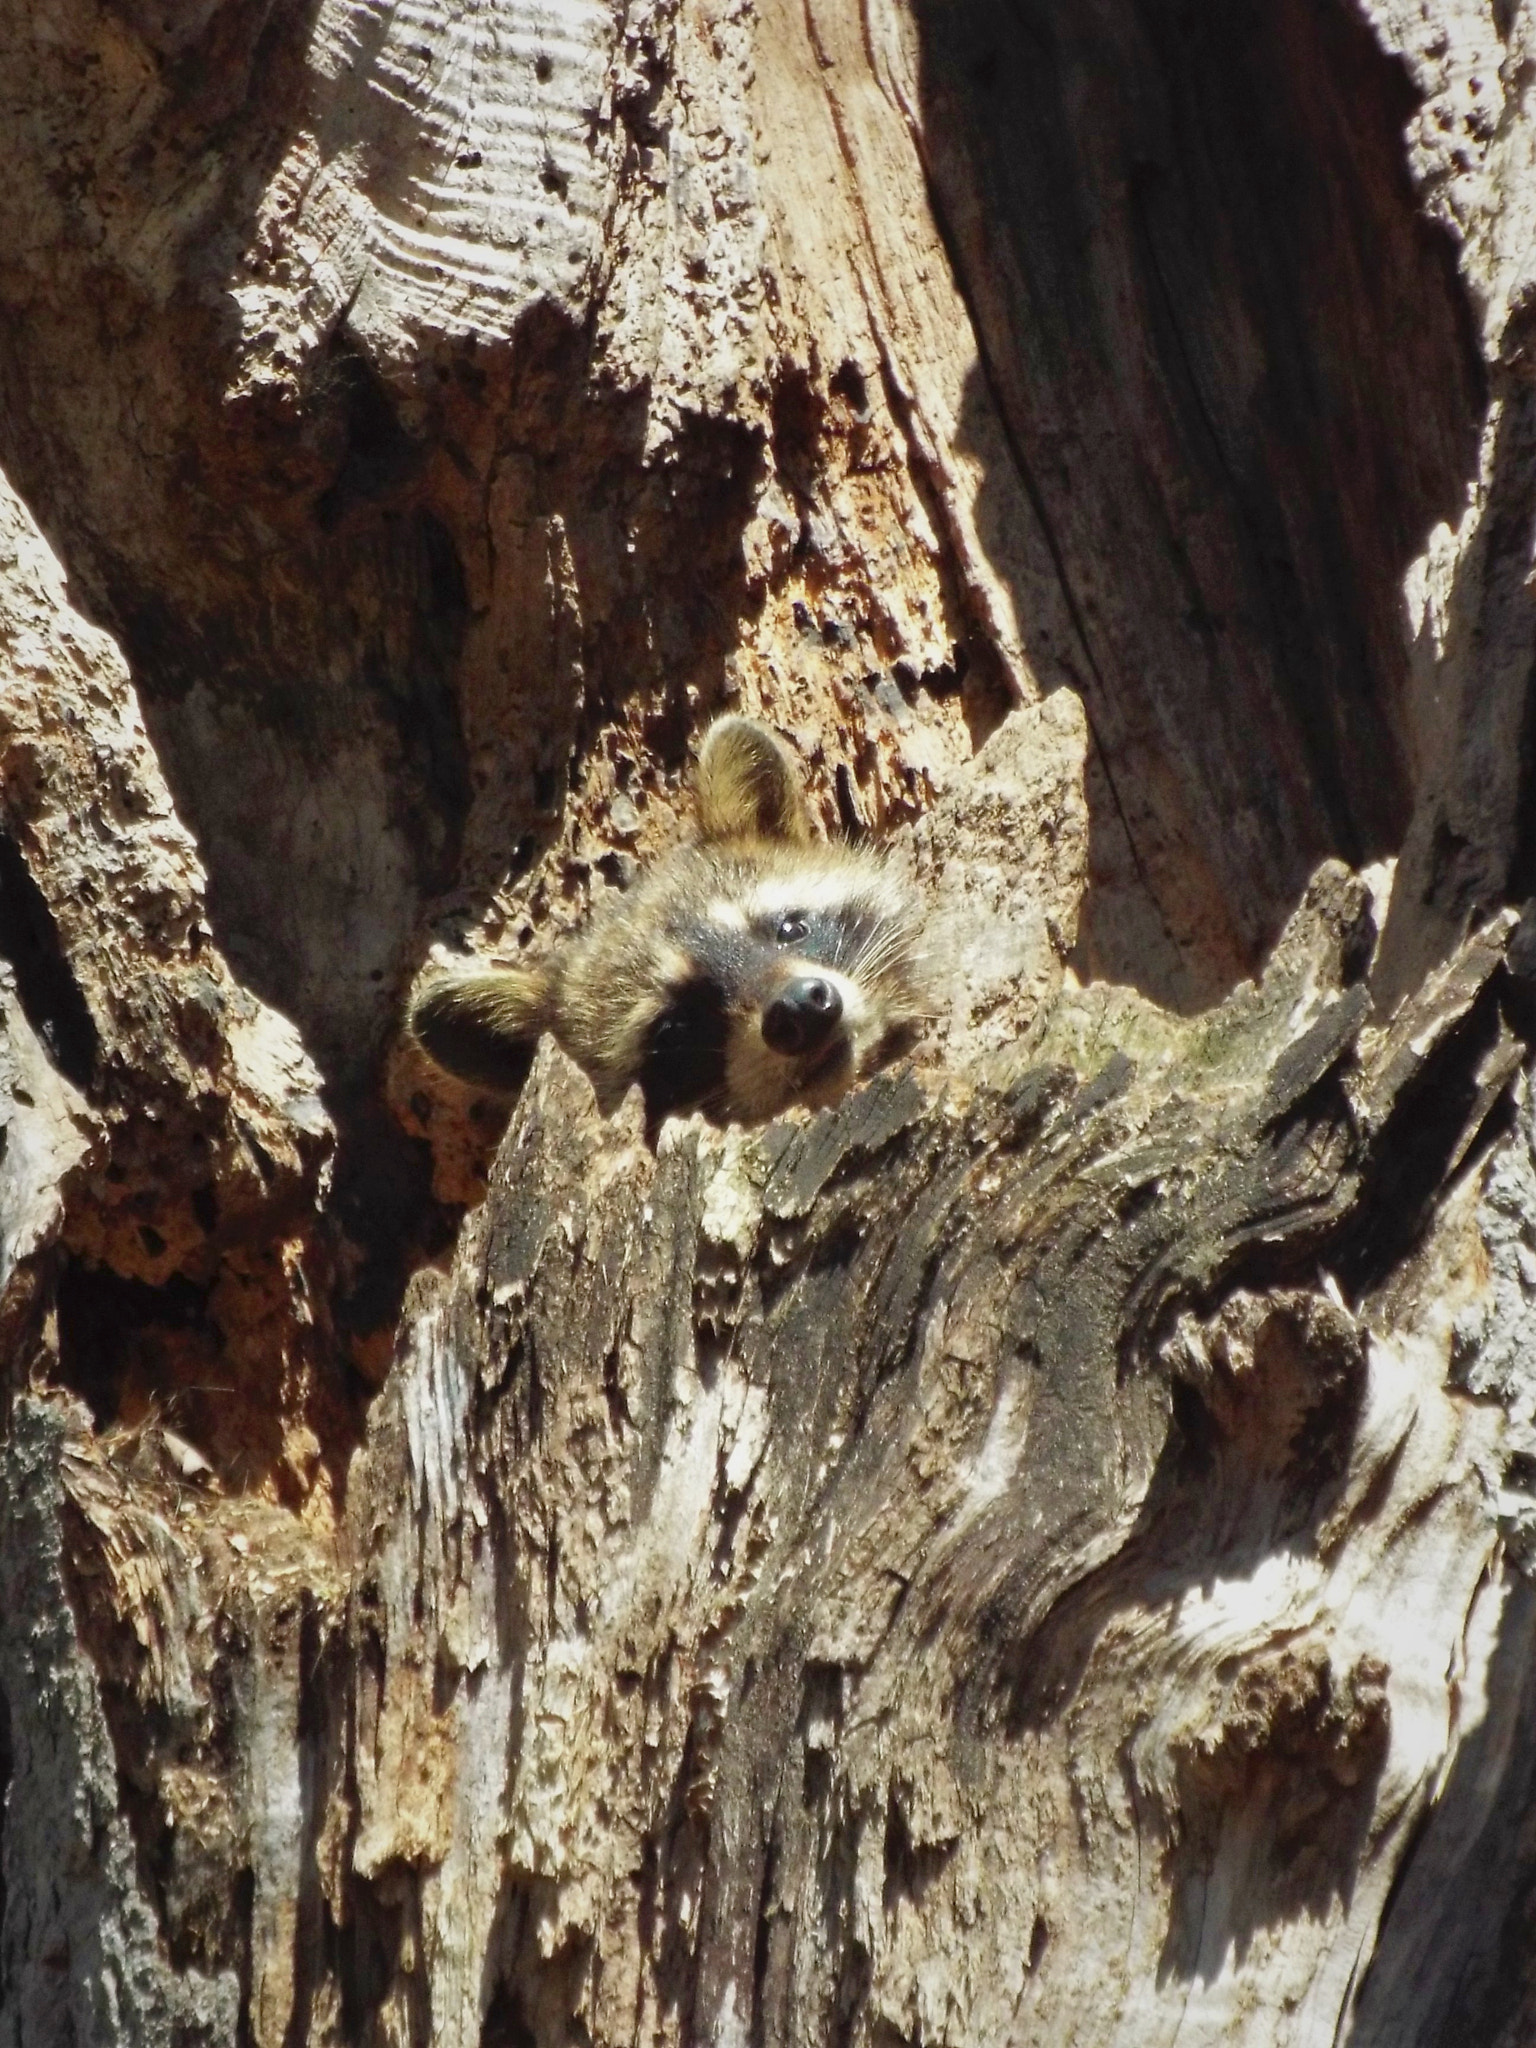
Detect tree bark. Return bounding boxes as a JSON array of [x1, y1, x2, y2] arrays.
[[3, 0, 1536, 2044]]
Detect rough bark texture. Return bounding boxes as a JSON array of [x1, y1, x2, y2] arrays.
[[5, 0, 1536, 2044]]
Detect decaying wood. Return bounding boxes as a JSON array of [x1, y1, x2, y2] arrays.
[[6, 0, 1536, 2043], [338, 874, 1524, 2048]]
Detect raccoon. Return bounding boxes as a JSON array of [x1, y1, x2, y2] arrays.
[[408, 717, 930, 1126]]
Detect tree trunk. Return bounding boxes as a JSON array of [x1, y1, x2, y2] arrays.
[[3, 0, 1536, 2043]]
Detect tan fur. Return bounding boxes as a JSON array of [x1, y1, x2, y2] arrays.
[[409, 719, 930, 1124], [409, 964, 554, 1094], [694, 717, 812, 845]]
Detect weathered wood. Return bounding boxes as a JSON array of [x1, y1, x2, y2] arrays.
[[5, 0, 1536, 2043], [7, 863, 1533, 2042], [329, 873, 1520, 2047]]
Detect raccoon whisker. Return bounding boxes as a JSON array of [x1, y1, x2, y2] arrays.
[[850, 951, 930, 997], [842, 930, 918, 978]]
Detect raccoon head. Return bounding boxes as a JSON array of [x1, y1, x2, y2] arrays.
[[410, 717, 931, 1127]]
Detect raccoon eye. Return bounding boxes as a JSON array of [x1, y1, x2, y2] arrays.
[[775, 912, 809, 946]]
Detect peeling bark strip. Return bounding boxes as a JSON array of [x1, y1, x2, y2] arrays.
[[327, 884, 1523, 2047]]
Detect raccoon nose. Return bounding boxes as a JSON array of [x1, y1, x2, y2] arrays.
[[762, 976, 843, 1056]]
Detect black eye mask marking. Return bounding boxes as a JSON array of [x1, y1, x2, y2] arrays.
[[640, 976, 730, 1119], [665, 910, 757, 986]]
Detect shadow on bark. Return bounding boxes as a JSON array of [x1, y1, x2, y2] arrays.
[[918, 0, 1485, 1009]]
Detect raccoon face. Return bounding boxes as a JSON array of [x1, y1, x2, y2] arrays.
[[410, 717, 931, 1127], [604, 845, 928, 1124]]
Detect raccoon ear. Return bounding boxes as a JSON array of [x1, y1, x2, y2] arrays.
[[695, 717, 812, 844], [409, 966, 553, 1094]]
